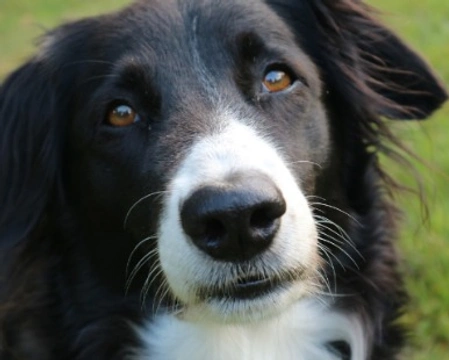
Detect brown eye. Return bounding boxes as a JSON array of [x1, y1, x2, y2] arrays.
[[107, 104, 140, 127], [262, 69, 293, 93]]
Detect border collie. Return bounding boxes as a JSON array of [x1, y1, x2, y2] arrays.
[[0, 0, 446, 359]]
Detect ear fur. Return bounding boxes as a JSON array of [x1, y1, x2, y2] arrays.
[[0, 59, 63, 247], [311, 0, 447, 119], [0, 17, 97, 247]]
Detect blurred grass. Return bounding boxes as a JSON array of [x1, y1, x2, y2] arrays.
[[0, 1, 448, 359], [0, 0, 128, 75], [365, 1, 449, 359]]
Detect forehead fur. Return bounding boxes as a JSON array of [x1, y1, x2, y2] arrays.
[[37, 0, 319, 81]]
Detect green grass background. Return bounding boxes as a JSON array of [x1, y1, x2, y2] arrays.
[[0, 1, 448, 359]]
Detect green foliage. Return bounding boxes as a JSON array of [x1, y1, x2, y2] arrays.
[[1, 1, 448, 358]]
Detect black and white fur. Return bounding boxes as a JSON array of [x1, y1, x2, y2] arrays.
[[0, 0, 446, 359]]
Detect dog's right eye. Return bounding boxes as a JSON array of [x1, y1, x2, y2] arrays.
[[263, 69, 293, 93], [262, 64, 299, 93], [106, 104, 141, 127]]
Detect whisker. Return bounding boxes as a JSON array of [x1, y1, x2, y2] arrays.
[[319, 235, 360, 270], [304, 286, 329, 308], [312, 265, 332, 295], [316, 223, 364, 264], [286, 160, 323, 169], [317, 245, 337, 294], [313, 290, 358, 298], [315, 216, 365, 261], [155, 283, 172, 315], [315, 219, 354, 250], [142, 265, 166, 311], [306, 195, 326, 200], [308, 272, 327, 291], [151, 275, 170, 314], [141, 263, 164, 301], [123, 190, 170, 229], [318, 238, 348, 269], [309, 201, 360, 225], [125, 247, 159, 294], [126, 235, 158, 276]]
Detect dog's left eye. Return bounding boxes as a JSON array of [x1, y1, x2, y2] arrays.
[[107, 104, 141, 127], [262, 67, 294, 93]]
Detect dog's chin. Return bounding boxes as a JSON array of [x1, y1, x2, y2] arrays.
[[177, 277, 315, 324]]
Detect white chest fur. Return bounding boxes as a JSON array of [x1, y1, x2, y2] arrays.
[[132, 300, 367, 360]]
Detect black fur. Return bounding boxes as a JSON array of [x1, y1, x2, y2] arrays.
[[0, 0, 446, 359]]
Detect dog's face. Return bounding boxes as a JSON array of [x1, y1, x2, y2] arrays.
[[66, 0, 328, 321], [0, 0, 446, 325]]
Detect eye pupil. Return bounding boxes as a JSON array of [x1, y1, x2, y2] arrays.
[[107, 104, 139, 127]]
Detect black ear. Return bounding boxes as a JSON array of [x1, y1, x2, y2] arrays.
[[305, 0, 447, 119], [0, 59, 63, 247], [356, 24, 447, 119]]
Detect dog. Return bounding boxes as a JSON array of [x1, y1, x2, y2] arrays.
[[0, 0, 446, 359]]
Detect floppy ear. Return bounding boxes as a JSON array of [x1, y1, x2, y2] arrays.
[[310, 0, 447, 119], [355, 23, 447, 119], [0, 59, 64, 247]]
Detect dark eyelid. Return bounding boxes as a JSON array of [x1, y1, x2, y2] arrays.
[[107, 99, 134, 110]]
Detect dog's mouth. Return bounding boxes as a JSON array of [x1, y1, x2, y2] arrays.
[[223, 275, 280, 300], [198, 268, 303, 302]]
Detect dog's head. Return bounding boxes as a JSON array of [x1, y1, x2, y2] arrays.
[[0, 0, 446, 322]]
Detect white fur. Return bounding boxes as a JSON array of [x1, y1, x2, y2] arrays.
[[132, 299, 367, 360], [137, 115, 369, 360], [157, 117, 320, 321]]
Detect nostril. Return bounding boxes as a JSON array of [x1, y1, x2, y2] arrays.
[[250, 208, 272, 229], [250, 202, 285, 229], [203, 217, 227, 240]]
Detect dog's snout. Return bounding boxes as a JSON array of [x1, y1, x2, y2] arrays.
[[180, 173, 286, 262]]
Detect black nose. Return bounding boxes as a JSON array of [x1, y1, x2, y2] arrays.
[[180, 172, 286, 262]]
